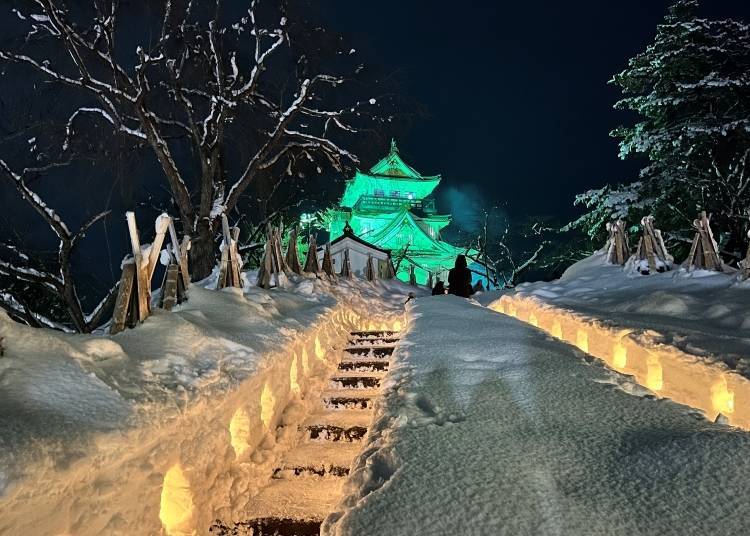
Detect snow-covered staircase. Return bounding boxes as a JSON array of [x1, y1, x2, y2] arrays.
[[214, 330, 398, 535]]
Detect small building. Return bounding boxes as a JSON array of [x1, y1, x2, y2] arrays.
[[317, 223, 393, 278]]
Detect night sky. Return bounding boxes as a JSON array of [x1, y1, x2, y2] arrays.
[[3, 1, 750, 299], [320, 0, 750, 225]]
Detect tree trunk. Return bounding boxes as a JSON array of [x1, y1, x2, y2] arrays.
[[190, 219, 217, 281]]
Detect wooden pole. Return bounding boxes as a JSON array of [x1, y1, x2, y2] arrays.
[[126, 211, 150, 322]]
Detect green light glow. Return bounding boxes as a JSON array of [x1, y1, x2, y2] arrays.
[[327, 140, 478, 285]]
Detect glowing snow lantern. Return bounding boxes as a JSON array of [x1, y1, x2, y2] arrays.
[[576, 330, 589, 353], [612, 343, 628, 370], [229, 408, 251, 457], [646, 354, 663, 392], [393, 320, 402, 331], [551, 319, 563, 339], [314, 336, 326, 361], [159, 464, 195, 536], [711, 377, 735, 415], [301, 347, 310, 374], [261, 382, 276, 430], [529, 313, 538, 327], [290, 353, 300, 394]]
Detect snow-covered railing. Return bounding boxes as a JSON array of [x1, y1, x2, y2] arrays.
[[111, 212, 190, 334], [488, 294, 750, 429]]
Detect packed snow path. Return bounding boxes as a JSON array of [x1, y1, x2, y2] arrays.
[[212, 330, 400, 535], [324, 296, 750, 536]]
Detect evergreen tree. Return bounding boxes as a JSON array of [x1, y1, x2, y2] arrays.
[[574, 1, 750, 260]]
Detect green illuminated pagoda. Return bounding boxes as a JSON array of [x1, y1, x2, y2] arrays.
[[325, 139, 476, 285]]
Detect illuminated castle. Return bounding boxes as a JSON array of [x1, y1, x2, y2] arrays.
[[325, 140, 476, 284]]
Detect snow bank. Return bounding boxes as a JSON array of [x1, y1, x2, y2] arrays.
[[485, 251, 750, 428], [325, 296, 750, 535], [0, 275, 411, 535]]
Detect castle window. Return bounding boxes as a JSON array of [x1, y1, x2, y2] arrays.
[[374, 189, 385, 197], [390, 190, 400, 198]]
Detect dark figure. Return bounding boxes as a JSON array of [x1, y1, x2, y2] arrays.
[[432, 280, 446, 296], [448, 255, 473, 298], [473, 280, 485, 293]]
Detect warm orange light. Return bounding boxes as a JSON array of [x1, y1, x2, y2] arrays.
[[159, 464, 195, 536], [261, 382, 276, 430], [393, 319, 402, 331], [646, 354, 663, 392], [301, 347, 310, 374], [229, 408, 251, 457], [529, 313, 538, 327], [551, 320, 562, 339], [576, 330, 589, 353], [711, 377, 735, 415], [290, 353, 300, 394], [612, 343, 627, 370], [314, 336, 325, 361]]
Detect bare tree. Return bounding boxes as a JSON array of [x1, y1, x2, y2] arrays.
[[1, 0, 391, 279], [0, 159, 116, 332]]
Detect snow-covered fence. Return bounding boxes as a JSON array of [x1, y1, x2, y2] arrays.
[[339, 249, 352, 278], [303, 234, 320, 274], [111, 212, 190, 334], [160, 221, 191, 311], [605, 219, 629, 265], [216, 215, 243, 290], [489, 295, 750, 429], [321, 242, 335, 278], [632, 216, 672, 275], [257, 225, 291, 289], [285, 226, 303, 275], [684, 212, 725, 272]]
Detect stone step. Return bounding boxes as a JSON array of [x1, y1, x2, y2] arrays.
[[349, 330, 397, 338], [209, 517, 321, 536], [272, 464, 350, 479], [304, 424, 368, 442], [329, 375, 381, 390], [344, 346, 395, 358], [221, 478, 344, 531], [323, 396, 374, 410], [348, 337, 400, 346], [280, 441, 362, 469], [337, 360, 389, 372]]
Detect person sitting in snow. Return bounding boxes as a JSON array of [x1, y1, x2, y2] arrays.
[[448, 255, 473, 298], [432, 279, 446, 295]]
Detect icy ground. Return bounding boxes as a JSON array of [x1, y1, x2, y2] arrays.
[[477, 251, 750, 376], [326, 295, 750, 535]]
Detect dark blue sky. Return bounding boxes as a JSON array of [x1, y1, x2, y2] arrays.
[[320, 0, 750, 221]]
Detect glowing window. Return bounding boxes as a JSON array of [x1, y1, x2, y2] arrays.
[[390, 190, 400, 197], [374, 189, 385, 197], [407, 192, 414, 200]]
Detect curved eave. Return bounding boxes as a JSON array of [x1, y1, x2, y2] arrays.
[[340, 172, 442, 208]]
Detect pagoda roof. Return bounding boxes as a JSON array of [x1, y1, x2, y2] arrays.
[[367, 139, 439, 180], [368, 208, 464, 256], [340, 140, 442, 208]]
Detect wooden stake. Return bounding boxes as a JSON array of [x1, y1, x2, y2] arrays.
[[126, 211, 150, 321], [110, 261, 136, 335]]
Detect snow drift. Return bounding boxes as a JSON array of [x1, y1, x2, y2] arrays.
[[0, 276, 409, 535]]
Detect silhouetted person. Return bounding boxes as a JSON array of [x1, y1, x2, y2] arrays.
[[448, 255, 473, 298], [432, 280, 446, 295]]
